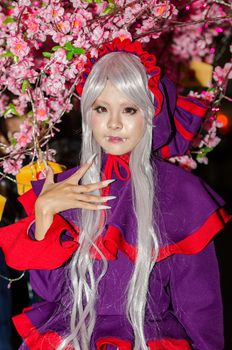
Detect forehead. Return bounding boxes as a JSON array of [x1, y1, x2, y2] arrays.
[[94, 80, 135, 105]]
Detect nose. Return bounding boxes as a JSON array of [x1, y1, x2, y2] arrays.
[[107, 111, 123, 130]]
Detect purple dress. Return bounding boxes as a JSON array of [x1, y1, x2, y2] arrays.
[[0, 153, 230, 350]]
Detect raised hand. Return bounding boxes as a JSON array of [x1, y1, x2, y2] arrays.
[[34, 155, 115, 240]]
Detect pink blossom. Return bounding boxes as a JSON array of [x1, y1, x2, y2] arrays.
[[203, 134, 221, 148], [2, 157, 24, 175], [43, 75, 66, 95], [53, 48, 69, 65], [169, 155, 197, 170], [56, 20, 71, 34], [8, 37, 30, 59], [92, 27, 104, 43], [14, 131, 32, 148], [71, 14, 86, 33], [112, 29, 132, 41], [213, 63, 232, 86], [35, 103, 48, 121], [197, 156, 209, 165]]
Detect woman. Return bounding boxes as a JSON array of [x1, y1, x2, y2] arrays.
[[0, 38, 230, 350]]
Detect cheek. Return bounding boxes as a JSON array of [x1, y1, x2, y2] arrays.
[[90, 114, 98, 135], [129, 116, 145, 140]]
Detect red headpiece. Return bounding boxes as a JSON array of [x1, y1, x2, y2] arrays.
[[75, 38, 163, 116]]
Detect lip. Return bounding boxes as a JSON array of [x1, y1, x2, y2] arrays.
[[106, 136, 126, 143]]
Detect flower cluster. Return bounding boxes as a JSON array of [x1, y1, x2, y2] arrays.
[[0, 0, 231, 176]]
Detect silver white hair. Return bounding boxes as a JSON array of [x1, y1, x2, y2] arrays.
[[58, 52, 160, 350]]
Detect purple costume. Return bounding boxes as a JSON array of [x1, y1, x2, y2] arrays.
[[0, 154, 230, 350]]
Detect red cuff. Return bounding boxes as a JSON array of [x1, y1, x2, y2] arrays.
[[17, 189, 37, 215], [0, 214, 78, 270]]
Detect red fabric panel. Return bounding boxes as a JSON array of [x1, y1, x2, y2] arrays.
[[17, 189, 37, 215], [160, 145, 170, 159], [174, 116, 195, 141], [157, 208, 231, 262], [12, 310, 73, 350], [148, 338, 191, 349], [96, 337, 132, 349], [177, 97, 207, 118]]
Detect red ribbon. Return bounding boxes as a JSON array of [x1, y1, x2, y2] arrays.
[[102, 154, 131, 196]]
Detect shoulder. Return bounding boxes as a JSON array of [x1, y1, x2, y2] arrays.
[[153, 158, 230, 262]]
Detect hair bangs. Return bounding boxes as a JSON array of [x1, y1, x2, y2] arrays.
[[81, 52, 155, 122]]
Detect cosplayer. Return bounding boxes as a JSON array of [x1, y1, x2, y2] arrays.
[[0, 38, 231, 350]]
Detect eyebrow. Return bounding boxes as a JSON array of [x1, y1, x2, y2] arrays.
[[93, 99, 138, 108]]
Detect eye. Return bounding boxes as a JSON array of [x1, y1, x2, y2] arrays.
[[93, 106, 107, 113], [123, 107, 138, 115]]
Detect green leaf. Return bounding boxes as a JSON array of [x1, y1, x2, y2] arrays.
[[22, 79, 31, 93], [66, 51, 74, 60], [196, 147, 214, 159], [64, 41, 74, 51], [51, 45, 62, 52], [42, 119, 49, 126], [42, 51, 52, 58], [3, 16, 16, 24], [107, 0, 115, 4], [13, 55, 19, 64], [11, 138, 17, 146], [73, 47, 86, 55], [103, 5, 115, 14], [26, 110, 33, 117], [95, 0, 102, 3], [1, 51, 14, 58], [4, 103, 20, 118]]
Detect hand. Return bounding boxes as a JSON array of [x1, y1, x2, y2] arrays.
[[34, 156, 115, 240]]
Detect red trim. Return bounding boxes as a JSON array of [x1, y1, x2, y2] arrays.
[[177, 97, 207, 118], [157, 208, 231, 262], [96, 337, 191, 350], [17, 189, 37, 216], [96, 337, 132, 349], [160, 145, 170, 159], [148, 338, 191, 350], [12, 312, 191, 350], [92, 208, 231, 263], [12, 310, 70, 350], [174, 116, 195, 141]]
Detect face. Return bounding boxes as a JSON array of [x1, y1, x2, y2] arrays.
[[91, 80, 145, 155]]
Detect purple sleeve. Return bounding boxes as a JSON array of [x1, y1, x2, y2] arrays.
[[170, 243, 224, 350], [30, 267, 67, 302]]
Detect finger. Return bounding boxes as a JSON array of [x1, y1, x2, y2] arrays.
[[69, 154, 97, 183], [40, 166, 54, 194], [76, 202, 111, 211], [76, 179, 115, 193], [76, 194, 116, 204]]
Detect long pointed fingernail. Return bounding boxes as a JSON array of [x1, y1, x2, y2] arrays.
[[102, 179, 116, 186], [105, 196, 116, 201], [98, 205, 111, 210], [87, 153, 97, 164]]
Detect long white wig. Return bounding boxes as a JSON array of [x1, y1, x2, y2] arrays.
[[58, 52, 160, 350]]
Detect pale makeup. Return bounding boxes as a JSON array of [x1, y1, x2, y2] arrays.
[[91, 80, 145, 155]]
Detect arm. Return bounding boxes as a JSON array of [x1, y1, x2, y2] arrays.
[[170, 243, 224, 350]]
